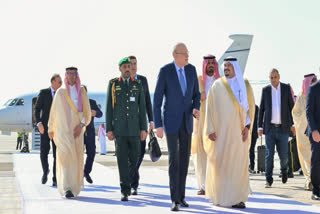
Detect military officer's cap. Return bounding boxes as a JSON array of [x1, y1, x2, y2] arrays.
[[118, 57, 131, 66]]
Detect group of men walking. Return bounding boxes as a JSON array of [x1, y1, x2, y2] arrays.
[[33, 42, 320, 211]]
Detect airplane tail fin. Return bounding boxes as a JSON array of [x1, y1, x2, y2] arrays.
[[218, 34, 253, 75]]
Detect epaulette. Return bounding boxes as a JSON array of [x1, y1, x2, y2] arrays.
[[110, 77, 118, 83]]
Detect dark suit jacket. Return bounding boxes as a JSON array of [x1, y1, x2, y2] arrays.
[[258, 82, 294, 134], [153, 62, 200, 134], [252, 105, 259, 139], [86, 99, 103, 132], [34, 87, 53, 131], [306, 81, 320, 137], [136, 74, 153, 122]]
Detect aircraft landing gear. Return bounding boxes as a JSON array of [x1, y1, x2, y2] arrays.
[[20, 132, 30, 153]]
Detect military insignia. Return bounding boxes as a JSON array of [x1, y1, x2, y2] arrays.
[[132, 85, 138, 90], [116, 88, 121, 91]]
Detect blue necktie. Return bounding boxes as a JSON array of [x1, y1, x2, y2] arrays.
[[178, 68, 186, 96]]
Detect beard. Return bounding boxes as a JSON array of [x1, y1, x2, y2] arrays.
[[206, 68, 214, 76]]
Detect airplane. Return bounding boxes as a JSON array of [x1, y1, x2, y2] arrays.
[[0, 34, 255, 150]]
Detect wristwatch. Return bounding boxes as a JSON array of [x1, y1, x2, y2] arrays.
[[245, 124, 251, 130]]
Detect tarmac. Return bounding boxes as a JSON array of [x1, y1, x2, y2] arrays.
[[0, 133, 319, 214]]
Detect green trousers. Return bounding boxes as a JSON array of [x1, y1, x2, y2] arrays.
[[115, 136, 140, 195]]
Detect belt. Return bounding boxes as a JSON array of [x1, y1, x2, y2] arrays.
[[271, 123, 281, 128]]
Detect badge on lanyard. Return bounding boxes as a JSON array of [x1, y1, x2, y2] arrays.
[[130, 97, 135, 102]]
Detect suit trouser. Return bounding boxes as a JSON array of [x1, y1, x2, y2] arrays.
[[131, 139, 146, 189], [265, 126, 289, 184], [40, 131, 56, 182], [249, 136, 258, 170], [84, 130, 96, 175], [310, 136, 320, 196], [166, 117, 191, 202], [115, 136, 140, 195], [16, 137, 22, 150]]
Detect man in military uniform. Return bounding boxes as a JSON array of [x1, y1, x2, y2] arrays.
[[106, 57, 147, 202]]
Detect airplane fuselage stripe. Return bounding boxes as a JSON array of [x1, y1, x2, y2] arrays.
[[225, 48, 250, 53]]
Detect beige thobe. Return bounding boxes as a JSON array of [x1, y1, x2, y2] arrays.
[[292, 92, 311, 184], [48, 86, 91, 197], [203, 77, 255, 206]]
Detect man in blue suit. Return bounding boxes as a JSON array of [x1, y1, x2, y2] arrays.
[[153, 43, 200, 211], [83, 86, 103, 184], [306, 80, 320, 200]]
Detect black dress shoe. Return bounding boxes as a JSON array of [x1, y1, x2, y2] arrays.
[[311, 194, 320, 200], [65, 190, 74, 199], [131, 188, 138, 195], [232, 202, 246, 209], [282, 173, 288, 184], [288, 173, 294, 178], [171, 202, 179, 211], [121, 194, 128, 201], [41, 170, 50, 184], [84, 173, 93, 184], [52, 180, 57, 187], [179, 200, 189, 207]]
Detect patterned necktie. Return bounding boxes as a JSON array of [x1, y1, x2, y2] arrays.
[[178, 68, 186, 96], [53, 91, 55, 97]]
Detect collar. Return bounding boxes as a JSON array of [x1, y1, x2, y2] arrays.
[[271, 82, 281, 90], [50, 87, 55, 94], [174, 61, 184, 72]]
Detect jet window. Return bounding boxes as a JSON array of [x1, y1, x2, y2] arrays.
[[16, 99, 24, 106], [8, 98, 18, 106]]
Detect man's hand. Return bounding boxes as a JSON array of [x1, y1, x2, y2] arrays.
[[312, 130, 320, 143], [291, 126, 296, 136], [242, 127, 249, 142], [200, 91, 206, 101], [73, 125, 82, 138], [140, 130, 147, 141], [258, 130, 263, 137], [156, 127, 163, 139], [48, 132, 54, 139], [209, 132, 217, 141], [193, 109, 200, 120], [91, 110, 96, 117], [149, 122, 154, 132], [107, 131, 114, 141], [38, 123, 44, 134]]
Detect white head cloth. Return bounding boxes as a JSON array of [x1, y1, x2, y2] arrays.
[[223, 60, 249, 111]]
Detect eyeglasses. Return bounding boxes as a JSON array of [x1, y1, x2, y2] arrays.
[[175, 52, 189, 56], [67, 73, 77, 76]]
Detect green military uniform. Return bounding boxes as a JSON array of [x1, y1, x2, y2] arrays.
[[106, 67, 147, 196]]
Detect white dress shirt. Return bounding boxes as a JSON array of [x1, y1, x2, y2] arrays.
[[69, 85, 79, 111], [227, 76, 251, 126], [271, 82, 281, 124], [50, 87, 55, 98], [205, 76, 215, 95]]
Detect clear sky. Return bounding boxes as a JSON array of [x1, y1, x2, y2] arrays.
[[0, 0, 319, 105]]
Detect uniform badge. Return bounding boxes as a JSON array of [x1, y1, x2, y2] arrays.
[[130, 97, 135, 102], [132, 85, 138, 90]]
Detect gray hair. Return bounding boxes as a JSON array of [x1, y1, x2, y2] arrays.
[[172, 43, 187, 54]]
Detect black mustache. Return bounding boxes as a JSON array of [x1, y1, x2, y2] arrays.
[[224, 69, 230, 72]]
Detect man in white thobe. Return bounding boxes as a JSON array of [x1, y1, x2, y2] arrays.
[[292, 73, 317, 190], [48, 67, 91, 198], [204, 58, 255, 208], [191, 54, 220, 195]]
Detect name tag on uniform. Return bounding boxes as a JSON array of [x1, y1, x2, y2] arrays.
[[130, 97, 135, 102]]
